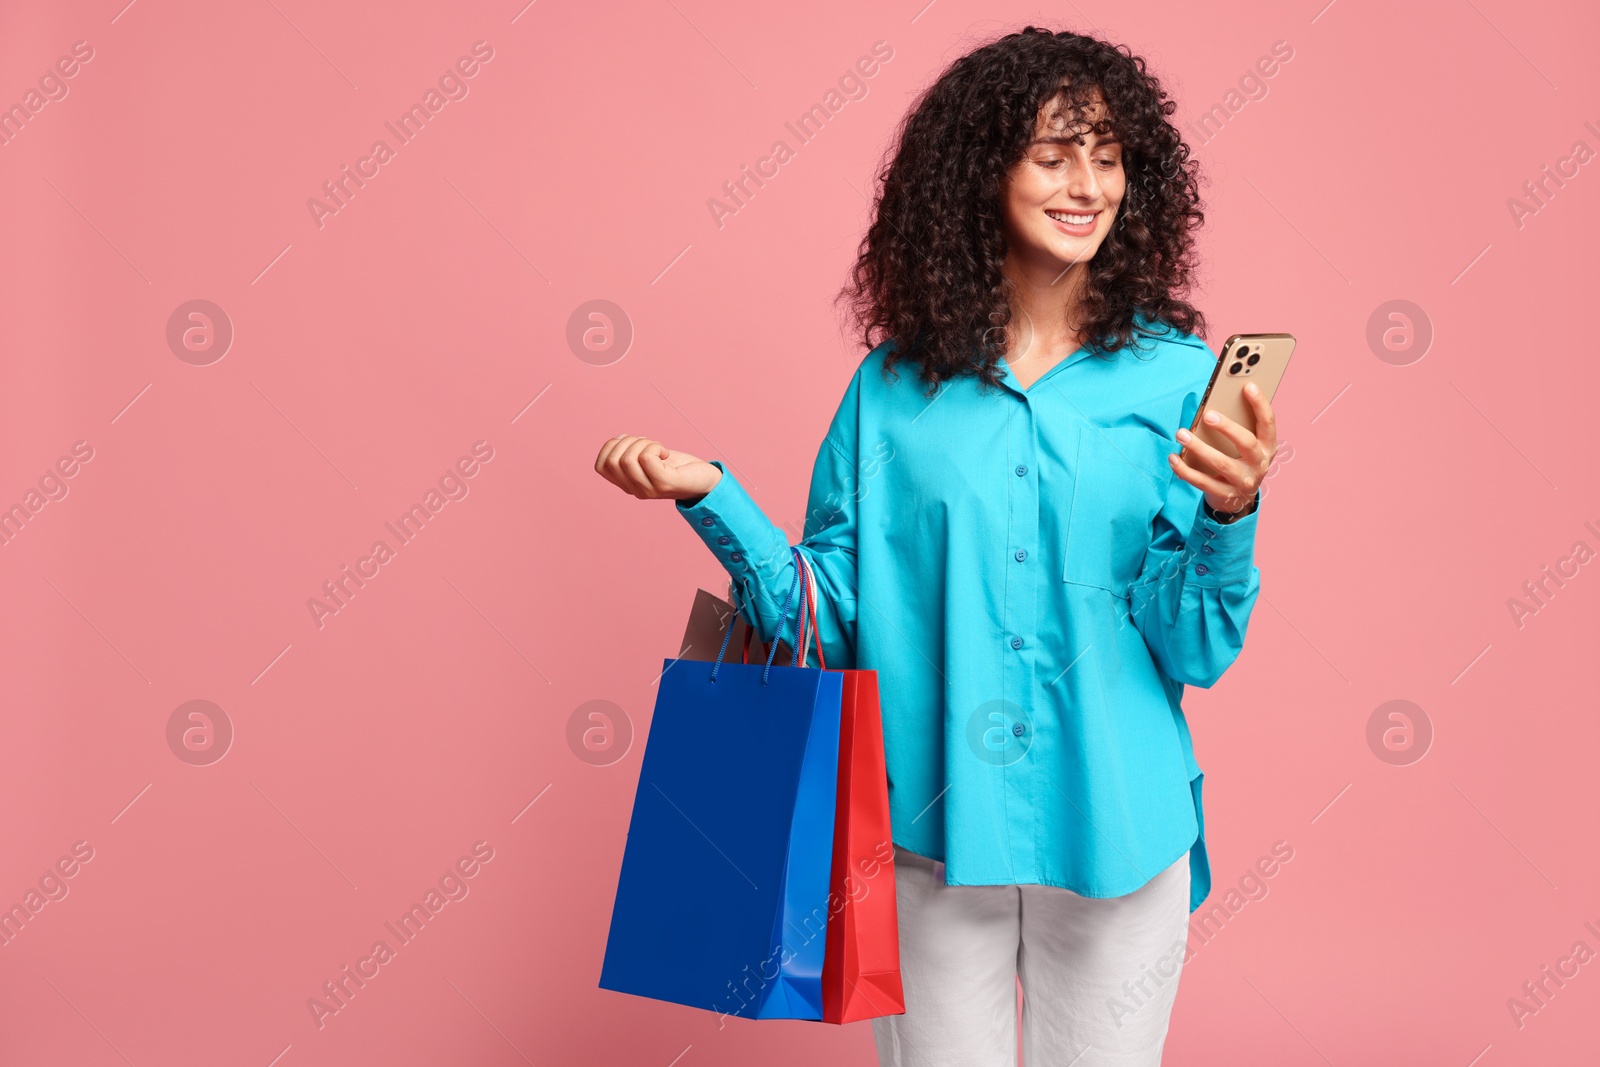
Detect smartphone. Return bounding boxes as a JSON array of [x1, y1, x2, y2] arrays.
[[1178, 332, 1296, 468]]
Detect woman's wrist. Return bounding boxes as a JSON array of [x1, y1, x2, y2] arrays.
[[1203, 492, 1258, 524], [676, 462, 724, 509]]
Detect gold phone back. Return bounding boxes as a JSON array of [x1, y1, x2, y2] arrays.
[[1186, 333, 1295, 464]]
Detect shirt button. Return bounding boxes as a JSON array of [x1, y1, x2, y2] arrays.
[[699, 517, 714, 527], [1014, 549, 1027, 562], [1202, 544, 1213, 554], [1015, 464, 1028, 477], [730, 552, 743, 562], [1010, 636, 1023, 650], [716, 535, 731, 545], [1011, 722, 1025, 737], [1195, 564, 1209, 576]]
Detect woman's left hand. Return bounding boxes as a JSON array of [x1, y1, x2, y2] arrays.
[[1170, 382, 1277, 517]]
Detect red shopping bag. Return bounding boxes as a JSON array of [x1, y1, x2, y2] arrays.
[[795, 555, 906, 1024]]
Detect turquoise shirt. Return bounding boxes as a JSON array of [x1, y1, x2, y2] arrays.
[[676, 315, 1262, 913]]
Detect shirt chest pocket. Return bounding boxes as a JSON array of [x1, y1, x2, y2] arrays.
[[1063, 424, 1176, 597]]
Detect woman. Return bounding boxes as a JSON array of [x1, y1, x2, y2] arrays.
[[595, 26, 1276, 1067]]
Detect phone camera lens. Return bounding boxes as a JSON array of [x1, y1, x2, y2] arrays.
[[1246, 353, 1260, 366], [1237, 345, 1252, 359], [1227, 361, 1243, 375]]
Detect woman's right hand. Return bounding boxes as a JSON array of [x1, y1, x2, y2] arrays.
[[593, 434, 723, 501]]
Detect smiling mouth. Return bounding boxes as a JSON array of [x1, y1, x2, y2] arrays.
[[1045, 209, 1098, 226]]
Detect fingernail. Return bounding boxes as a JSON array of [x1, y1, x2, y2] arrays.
[[1204, 411, 1220, 423], [1245, 383, 1258, 395], [1176, 428, 1190, 442]]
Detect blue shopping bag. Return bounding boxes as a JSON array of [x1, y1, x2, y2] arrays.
[[599, 547, 844, 1021]]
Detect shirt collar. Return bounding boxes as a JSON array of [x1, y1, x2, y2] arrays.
[[986, 311, 1172, 396], [995, 337, 1101, 397]]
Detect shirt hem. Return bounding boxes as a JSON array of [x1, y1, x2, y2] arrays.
[[888, 767, 1213, 913]]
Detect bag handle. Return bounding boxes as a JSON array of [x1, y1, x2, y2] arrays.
[[708, 546, 810, 685], [795, 552, 826, 671], [734, 611, 781, 666]]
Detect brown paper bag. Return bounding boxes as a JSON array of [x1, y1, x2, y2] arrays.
[[677, 586, 794, 665]]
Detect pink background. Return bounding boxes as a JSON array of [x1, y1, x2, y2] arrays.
[[2, 0, 1597, 1063]]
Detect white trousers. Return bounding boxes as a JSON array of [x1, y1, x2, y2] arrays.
[[871, 845, 1192, 1067]]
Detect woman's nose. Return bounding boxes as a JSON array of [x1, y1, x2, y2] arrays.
[[1065, 164, 1101, 202]]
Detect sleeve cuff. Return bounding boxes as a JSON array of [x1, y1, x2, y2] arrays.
[[1184, 489, 1260, 587], [1203, 491, 1257, 524], [675, 461, 792, 590]]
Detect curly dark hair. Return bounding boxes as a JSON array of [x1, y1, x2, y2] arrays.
[[837, 26, 1208, 396]]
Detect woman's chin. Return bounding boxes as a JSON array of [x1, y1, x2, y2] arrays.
[[1041, 235, 1102, 270]]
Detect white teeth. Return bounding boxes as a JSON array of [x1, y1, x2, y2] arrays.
[[1046, 210, 1095, 225]]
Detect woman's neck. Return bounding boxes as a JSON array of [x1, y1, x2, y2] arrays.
[[1001, 254, 1089, 385]]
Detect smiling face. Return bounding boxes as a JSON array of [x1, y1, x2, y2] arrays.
[[999, 88, 1125, 276]]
